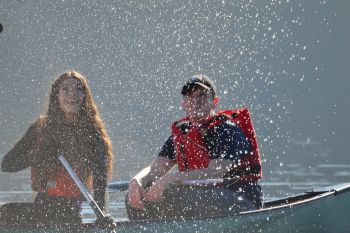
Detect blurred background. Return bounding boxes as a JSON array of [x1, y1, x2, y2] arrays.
[[0, 0, 349, 198]]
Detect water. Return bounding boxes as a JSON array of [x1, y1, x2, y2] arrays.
[[0, 0, 349, 226], [0, 162, 349, 222]]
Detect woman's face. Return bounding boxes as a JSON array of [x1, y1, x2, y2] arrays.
[[58, 78, 85, 119]]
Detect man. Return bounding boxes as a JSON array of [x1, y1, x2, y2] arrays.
[[126, 75, 262, 220]]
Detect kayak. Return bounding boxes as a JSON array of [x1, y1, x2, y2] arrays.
[[0, 182, 349, 233]]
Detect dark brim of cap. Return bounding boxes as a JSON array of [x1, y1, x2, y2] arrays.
[[181, 75, 217, 96], [181, 82, 215, 96]]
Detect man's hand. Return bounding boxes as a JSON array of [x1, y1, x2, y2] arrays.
[[128, 179, 146, 209], [143, 173, 173, 202], [127, 157, 176, 207]]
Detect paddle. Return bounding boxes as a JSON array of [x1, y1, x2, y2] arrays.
[[107, 180, 129, 192], [107, 178, 226, 192], [58, 155, 116, 230]]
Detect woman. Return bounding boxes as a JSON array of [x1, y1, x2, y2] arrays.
[[1, 70, 113, 224]]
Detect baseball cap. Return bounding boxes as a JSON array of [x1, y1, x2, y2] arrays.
[[181, 75, 217, 97]]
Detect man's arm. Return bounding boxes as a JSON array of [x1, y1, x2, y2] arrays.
[[128, 156, 176, 209], [169, 158, 232, 182], [131, 156, 176, 187], [143, 158, 231, 202]]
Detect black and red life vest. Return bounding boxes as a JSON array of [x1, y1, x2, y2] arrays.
[[31, 166, 82, 198], [31, 136, 82, 199], [171, 108, 262, 182]]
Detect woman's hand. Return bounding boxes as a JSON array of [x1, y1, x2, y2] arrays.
[[128, 179, 146, 209], [143, 173, 173, 202]]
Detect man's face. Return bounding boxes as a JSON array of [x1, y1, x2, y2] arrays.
[[182, 86, 215, 120]]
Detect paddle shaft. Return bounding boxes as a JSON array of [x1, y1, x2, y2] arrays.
[[58, 155, 105, 220], [108, 179, 225, 191]]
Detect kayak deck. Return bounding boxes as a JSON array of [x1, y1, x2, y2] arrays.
[[0, 183, 349, 233]]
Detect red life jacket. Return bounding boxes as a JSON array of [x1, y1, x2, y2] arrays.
[[171, 118, 211, 172], [31, 135, 82, 198], [171, 108, 262, 182], [31, 165, 82, 198]]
